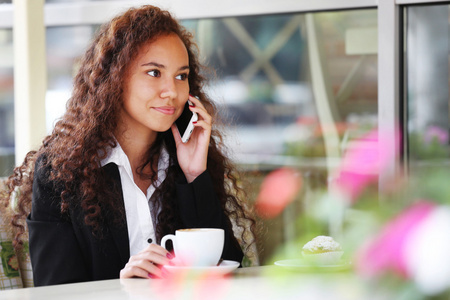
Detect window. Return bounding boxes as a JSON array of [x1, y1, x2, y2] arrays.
[[0, 29, 13, 176], [181, 9, 378, 262], [183, 10, 378, 166], [404, 4, 450, 175], [46, 26, 98, 131]]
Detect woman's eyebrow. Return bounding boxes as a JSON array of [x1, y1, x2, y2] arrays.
[[141, 61, 165, 68], [141, 61, 190, 71]]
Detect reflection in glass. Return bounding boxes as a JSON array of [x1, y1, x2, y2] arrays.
[[183, 10, 378, 172], [405, 5, 450, 174], [46, 26, 97, 132], [183, 10, 378, 263], [0, 29, 14, 176]]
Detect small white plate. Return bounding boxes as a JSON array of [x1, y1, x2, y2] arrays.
[[274, 259, 351, 272], [163, 260, 240, 276]]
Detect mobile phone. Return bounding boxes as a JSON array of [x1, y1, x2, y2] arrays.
[[175, 100, 198, 143]]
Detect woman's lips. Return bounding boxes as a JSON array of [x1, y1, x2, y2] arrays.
[[153, 106, 176, 115]]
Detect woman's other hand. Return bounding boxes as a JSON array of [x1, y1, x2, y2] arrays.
[[120, 244, 173, 279], [171, 94, 212, 183]]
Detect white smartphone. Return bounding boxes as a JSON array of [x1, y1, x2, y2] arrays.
[[175, 100, 198, 143]]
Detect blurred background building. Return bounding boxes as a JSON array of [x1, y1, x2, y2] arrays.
[[0, 0, 448, 264]]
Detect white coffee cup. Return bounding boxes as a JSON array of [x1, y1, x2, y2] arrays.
[[161, 228, 224, 267]]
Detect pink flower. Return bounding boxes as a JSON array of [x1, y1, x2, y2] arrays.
[[405, 205, 450, 295], [194, 273, 231, 300], [332, 129, 400, 203], [356, 201, 436, 278], [150, 269, 230, 300], [255, 168, 302, 219], [424, 126, 448, 145]]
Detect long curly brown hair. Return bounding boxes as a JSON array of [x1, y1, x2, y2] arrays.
[[3, 5, 256, 256]]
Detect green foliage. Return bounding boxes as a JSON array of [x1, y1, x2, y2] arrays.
[[284, 140, 326, 158], [409, 131, 449, 160]]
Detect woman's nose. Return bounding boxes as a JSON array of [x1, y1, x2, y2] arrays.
[[160, 78, 177, 99]]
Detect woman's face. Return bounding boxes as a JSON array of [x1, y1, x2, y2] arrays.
[[120, 33, 190, 141]]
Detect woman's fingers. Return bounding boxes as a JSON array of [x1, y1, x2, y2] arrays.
[[187, 98, 212, 141], [120, 258, 165, 279], [120, 260, 162, 279], [188, 96, 211, 126], [173, 94, 212, 182], [141, 243, 171, 259], [188, 94, 202, 106], [119, 244, 173, 279], [192, 121, 210, 134]]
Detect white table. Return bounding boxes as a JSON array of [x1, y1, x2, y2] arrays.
[[0, 266, 383, 300]]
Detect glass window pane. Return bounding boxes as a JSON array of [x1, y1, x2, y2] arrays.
[[46, 25, 98, 131], [405, 4, 450, 174], [183, 9, 378, 263], [0, 29, 14, 177], [184, 10, 378, 165]]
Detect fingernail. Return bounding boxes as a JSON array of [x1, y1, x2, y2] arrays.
[[192, 121, 197, 124], [166, 252, 174, 259], [189, 93, 194, 97], [148, 273, 155, 279]]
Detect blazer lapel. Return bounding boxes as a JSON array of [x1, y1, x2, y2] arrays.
[[102, 162, 130, 267]]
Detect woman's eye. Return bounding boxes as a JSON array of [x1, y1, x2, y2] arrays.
[[147, 70, 161, 77], [176, 73, 188, 81]]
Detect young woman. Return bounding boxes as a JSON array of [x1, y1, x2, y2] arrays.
[[4, 5, 255, 286]]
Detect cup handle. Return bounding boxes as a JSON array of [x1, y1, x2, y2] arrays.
[[160, 234, 176, 250]]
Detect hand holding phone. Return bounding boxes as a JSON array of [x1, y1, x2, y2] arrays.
[[172, 96, 211, 183], [175, 100, 198, 143]]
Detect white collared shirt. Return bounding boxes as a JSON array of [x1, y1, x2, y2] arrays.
[[100, 142, 169, 256]]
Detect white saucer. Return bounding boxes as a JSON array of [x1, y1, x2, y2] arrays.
[[274, 259, 351, 272], [163, 260, 240, 276]]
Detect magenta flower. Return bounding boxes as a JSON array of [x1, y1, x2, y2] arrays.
[[405, 205, 450, 295], [356, 201, 436, 278], [150, 269, 230, 300], [332, 129, 400, 203], [194, 273, 231, 300], [424, 126, 448, 145]]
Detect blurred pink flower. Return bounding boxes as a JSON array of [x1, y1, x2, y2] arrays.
[[332, 129, 400, 203], [404, 205, 450, 295], [255, 167, 302, 219], [153, 269, 186, 300], [152, 269, 230, 300], [356, 201, 436, 278], [424, 126, 448, 145], [194, 273, 231, 300]]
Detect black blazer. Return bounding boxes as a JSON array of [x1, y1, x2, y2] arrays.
[[27, 158, 243, 286]]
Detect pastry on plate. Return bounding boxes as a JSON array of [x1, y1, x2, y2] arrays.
[[302, 236, 343, 265]]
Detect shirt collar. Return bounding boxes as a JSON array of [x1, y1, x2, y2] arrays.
[[100, 141, 170, 177], [100, 141, 127, 168]]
